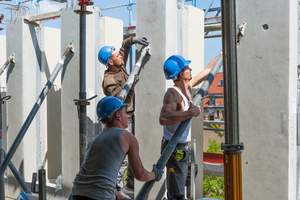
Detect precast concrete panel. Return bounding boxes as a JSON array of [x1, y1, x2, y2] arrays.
[[0, 35, 6, 89], [181, 5, 204, 199], [237, 0, 298, 199], [136, 0, 177, 198], [5, 17, 40, 197], [60, 6, 83, 197], [60, 6, 121, 198], [136, 1, 204, 199], [42, 26, 61, 181]]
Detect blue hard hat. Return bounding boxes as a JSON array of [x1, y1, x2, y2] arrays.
[[98, 46, 114, 66], [163, 55, 191, 80], [97, 96, 127, 121]]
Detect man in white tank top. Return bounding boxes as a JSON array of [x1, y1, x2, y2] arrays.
[[159, 55, 218, 200]]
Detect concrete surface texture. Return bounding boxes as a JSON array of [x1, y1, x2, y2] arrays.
[[60, 6, 122, 198], [237, 0, 298, 199], [136, 0, 204, 199], [5, 17, 40, 197], [0, 35, 6, 90]]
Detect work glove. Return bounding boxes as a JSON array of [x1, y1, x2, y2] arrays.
[[152, 164, 164, 181], [134, 36, 148, 46]]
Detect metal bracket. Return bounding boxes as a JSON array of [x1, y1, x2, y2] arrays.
[[31, 172, 38, 193], [221, 142, 244, 154], [74, 95, 97, 119], [74, 0, 93, 14], [237, 22, 246, 45], [0, 95, 11, 104]]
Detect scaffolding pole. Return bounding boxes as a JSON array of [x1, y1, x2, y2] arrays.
[[136, 52, 223, 200], [0, 42, 74, 182], [220, 0, 244, 199], [3, 150, 31, 194], [74, 0, 93, 166]]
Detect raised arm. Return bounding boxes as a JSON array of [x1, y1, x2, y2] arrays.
[[159, 89, 200, 125], [120, 130, 155, 182], [189, 54, 219, 87]]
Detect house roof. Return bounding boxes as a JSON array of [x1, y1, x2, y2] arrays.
[[203, 72, 224, 107]]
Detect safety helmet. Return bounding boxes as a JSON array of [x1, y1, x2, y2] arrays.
[[163, 55, 191, 80], [97, 96, 127, 122], [98, 46, 114, 66]]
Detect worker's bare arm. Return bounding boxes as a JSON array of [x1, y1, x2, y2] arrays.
[[189, 55, 219, 87], [159, 89, 200, 125], [120, 130, 155, 182]]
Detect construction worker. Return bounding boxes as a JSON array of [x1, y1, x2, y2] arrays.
[[98, 36, 148, 192], [159, 55, 218, 200], [72, 96, 163, 200]]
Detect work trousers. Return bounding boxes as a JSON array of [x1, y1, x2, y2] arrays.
[[161, 137, 189, 200]]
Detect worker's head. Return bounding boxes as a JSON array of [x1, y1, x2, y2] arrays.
[[163, 55, 191, 81], [98, 46, 124, 68], [97, 96, 128, 127]]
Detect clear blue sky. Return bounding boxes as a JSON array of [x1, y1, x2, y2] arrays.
[[0, 0, 222, 67]]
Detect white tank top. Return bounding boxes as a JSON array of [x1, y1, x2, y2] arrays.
[[163, 86, 192, 143]]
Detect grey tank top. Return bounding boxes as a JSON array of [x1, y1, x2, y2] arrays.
[[72, 127, 126, 200]]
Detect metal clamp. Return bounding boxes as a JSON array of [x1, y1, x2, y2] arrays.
[[0, 95, 11, 104], [221, 142, 244, 154], [73, 95, 97, 118], [74, 0, 94, 14]]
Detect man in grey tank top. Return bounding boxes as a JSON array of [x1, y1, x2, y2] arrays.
[[72, 96, 163, 200], [159, 55, 218, 200]]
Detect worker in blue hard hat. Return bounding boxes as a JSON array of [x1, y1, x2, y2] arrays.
[[98, 36, 148, 193], [72, 96, 163, 200], [159, 54, 218, 200]]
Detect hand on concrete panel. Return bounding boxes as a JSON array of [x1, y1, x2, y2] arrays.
[[188, 102, 201, 117], [152, 164, 164, 181], [134, 36, 148, 46]]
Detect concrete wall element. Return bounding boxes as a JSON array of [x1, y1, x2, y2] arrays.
[[60, 7, 123, 198], [41, 27, 61, 181], [181, 6, 204, 199], [237, 0, 298, 199], [5, 17, 40, 197], [136, 1, 204, 199], [0, 35, 6, 89]]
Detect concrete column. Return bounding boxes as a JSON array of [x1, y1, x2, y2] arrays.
[[5, 17, 40, 197], [41, 27, 61, 181], [0, 35, 6, 89], [136, 1, 204, 199], [237, 0, 298, 199], [181, 6, 204, 199], [60, 7, 123, 198]]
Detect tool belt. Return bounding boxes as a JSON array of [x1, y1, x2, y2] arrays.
[[162, 136, 187, 147]]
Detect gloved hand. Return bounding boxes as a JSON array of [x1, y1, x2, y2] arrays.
[[152, 164, 164, 181], [134, 36, 148, 46]]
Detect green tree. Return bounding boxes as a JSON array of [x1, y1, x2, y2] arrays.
[[203, 139, 224, 198], [205, 139, 223, 154]]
